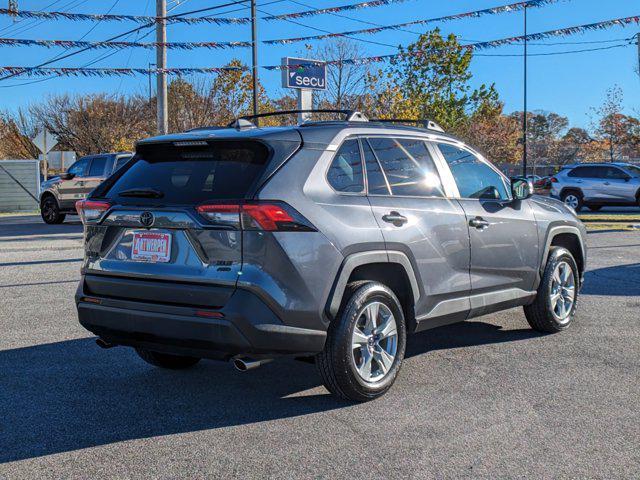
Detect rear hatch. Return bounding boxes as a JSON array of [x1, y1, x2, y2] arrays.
[[77, 129, 303, 309]]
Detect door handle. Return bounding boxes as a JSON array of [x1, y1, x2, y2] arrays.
[[603, 182, 610, 185], [469, 216, 490, 229], [382, 211, 408, 225]]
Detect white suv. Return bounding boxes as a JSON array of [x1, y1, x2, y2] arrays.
[[551, 163, 640, 211]]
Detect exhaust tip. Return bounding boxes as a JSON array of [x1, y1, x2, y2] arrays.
[[232, 357, 273, 372], [233, 358, 249, 371]]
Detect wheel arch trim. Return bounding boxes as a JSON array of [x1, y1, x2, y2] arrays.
[[540, 226, 586, 276], [326, 250, 420, 318]]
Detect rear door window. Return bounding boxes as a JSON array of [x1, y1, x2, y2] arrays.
[[568, 166, 603, 178], [103, 141, 270, 205], [367, 137, 444, 197], [327, 139, 364, 193], [88, 156, 107, 176]]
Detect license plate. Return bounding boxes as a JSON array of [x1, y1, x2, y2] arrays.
[[131, 232, 172, 263]]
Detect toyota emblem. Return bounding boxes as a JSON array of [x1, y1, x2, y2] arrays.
[[140, 211, 154, 227]]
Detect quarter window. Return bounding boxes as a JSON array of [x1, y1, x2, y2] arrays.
[[327, 139, 364, 193], [367, 137, 444, 197], [437, 143, 508, 200]]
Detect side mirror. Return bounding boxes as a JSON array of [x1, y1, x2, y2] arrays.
[[511, 177, 533, 200], [59, 172, 75, 180]]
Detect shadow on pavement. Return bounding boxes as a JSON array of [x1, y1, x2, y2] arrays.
[[0, 218, 82, 239], [582, 263, 640, 296], [0, 320, 540, 463]]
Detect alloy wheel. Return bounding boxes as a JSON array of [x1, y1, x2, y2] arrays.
[[351, 301, 398, 383], [550, 261, 576, 323], [564, 194, 579, 210]]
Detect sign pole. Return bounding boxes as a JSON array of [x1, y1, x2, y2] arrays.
[[297, 90, 312, 124]]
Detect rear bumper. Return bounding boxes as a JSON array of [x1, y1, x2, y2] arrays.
[[75, 277, 327, 360]]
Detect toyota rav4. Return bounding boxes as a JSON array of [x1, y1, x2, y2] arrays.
[[75, 111, 587, 401]]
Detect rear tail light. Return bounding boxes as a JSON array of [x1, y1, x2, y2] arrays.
[[75, 200, 111, 224], [196, 202, 315, 232], [550, 177, 558, 183]]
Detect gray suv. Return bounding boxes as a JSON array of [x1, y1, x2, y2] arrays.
[[75, 111, 587, 401], [40, 152, 132, 224], [551, 162, 640, 211]]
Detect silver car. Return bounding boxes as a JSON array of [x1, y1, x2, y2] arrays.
[[550, 162, 640, 211], [74, 111, 587, 401]]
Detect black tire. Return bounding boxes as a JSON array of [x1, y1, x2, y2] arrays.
[[40, 196, 66, 224], [135, 348, 200, 369], [524, 247, 579, 333], [560, 190, 583, 212], [316, 281, 407, 402], [588, 205, 602, 212]]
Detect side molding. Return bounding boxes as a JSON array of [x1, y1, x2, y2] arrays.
[[327, 250, 421, 318]]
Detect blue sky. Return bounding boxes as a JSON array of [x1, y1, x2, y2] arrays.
[[0, 0, 638, 130]]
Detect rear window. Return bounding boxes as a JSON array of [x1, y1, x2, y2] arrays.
[[102, 141, 270, 205]]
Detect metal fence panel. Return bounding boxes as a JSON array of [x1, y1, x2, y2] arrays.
[[0, 160, 40, 212]]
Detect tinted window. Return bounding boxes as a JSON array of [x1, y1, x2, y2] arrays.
[[368, 137, 443, 197], [68, 158, 89, 177], [603, 167, 629, 180], [327, 139, 364, 193], [88, 157, 107, 176], [568, 166, 604, 178], [622, 165, 640, 177], [362, 139, 390, 195], [114, 156, 132, 172], [438, 143, 508, 200], [104, 141, 269, 205]]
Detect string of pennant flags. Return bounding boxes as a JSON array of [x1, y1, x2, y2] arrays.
[[264, 0, 560, 45], [0, 38, 252, 50], [0, 0, 555, 27], [0, 8, 250, 25], [1, 14, 638, 79], [1, 13, 636, 54]]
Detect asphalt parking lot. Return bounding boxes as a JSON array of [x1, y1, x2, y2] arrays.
[[1, 214, 639, 479]]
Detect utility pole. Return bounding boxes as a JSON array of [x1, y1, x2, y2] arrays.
[[636, 32, 640, 79], [522, 4, 528, 177], [251, 0, 259, 124], [156, 0, 168, 134]]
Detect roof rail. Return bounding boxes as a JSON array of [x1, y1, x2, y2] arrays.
[[369, 118, 445, 133], [228, 109, 369, 128]]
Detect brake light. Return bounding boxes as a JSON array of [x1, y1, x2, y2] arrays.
[[75, 200, 111, 223], [550, 177, 558, 183], [196, 202, 315, 232]]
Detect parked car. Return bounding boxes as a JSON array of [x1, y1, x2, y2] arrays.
[[550, 162, 640, 211], [40, 152, 133, 224], [74, 111, 587, 401]]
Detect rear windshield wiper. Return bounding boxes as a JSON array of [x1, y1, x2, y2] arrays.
[[117, 188, 164, 198]]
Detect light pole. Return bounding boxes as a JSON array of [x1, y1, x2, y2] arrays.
[[251, 0, 259, 124], [156, 0, 168, 134], [522, 3, 528, 177]]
